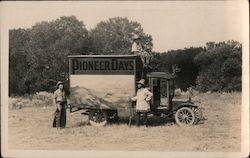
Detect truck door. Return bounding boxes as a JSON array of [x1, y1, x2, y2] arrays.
[[159, 79, 168, 106], [150, 78, 169, 109], [150, 78, 160, 109]]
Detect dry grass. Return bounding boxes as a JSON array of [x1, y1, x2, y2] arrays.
[[9, 92, 53, 109], [8, 92, 241, 151]]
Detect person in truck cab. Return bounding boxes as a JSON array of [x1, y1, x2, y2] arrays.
[[53, 81, 67, 128], [130, 79, 153, 127]]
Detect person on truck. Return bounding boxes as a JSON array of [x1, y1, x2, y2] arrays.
[[131, 35, 153, 80], [130, 79, 153, 127], [131, 35, 152, 67], [53, 81, 67, 128]]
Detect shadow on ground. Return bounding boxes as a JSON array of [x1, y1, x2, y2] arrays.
[[73, 115, 177, 127], [72, 115, 207, 128], [114, 116, 176, 127]]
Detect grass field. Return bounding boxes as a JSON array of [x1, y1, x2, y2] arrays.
[[8, 92, 241, 151]]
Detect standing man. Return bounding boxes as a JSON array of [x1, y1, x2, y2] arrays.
[[130, 79, 153, 127], [53, 81, 67, 128]]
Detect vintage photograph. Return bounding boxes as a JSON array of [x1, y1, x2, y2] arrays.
[[1, 1, 249, 157]]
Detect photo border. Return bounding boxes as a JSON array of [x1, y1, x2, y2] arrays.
[[1, 1, 249, 157]]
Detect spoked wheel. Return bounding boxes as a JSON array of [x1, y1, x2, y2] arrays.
[[89, 110, 108, 127], [108, 112, 119, 122], [175, 107, 195, 126], [191, 107, 203, 124]]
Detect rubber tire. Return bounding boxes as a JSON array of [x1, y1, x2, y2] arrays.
[[175, 107, 195, 126], [89, 110, 108, 127]]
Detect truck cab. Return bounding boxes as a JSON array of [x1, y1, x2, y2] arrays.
[[147, 72, 175, 113], [146, 72, 203, 126]]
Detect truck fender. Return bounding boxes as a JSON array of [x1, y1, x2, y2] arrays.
[[173, 103, 197, 113]]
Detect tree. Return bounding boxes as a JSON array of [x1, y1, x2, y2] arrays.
[[9, 28, 30, 95], [9, 16, 90, 94], [26, 16, 90, 93], [151, 47, 204, 91], [89, 17, 153, 54], [194, 40, 242, 92]]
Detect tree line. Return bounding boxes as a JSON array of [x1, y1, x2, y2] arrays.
[[152, 40, 241, 92], [9, 16, 242, 95]]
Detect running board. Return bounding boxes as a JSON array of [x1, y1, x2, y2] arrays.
[[156, 106, 168, 110]]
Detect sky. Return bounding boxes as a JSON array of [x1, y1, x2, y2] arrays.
[[1, 1, 246, 52]]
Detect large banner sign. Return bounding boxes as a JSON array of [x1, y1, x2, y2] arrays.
[[71, 58, 135, 75], [69, 56, 137, 109]]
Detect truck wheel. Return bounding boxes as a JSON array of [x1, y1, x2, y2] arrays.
[[109, 112, 119, 122], [89, 110, 108, 127], [175, 107, 195, 126], [192, 107, 203, 124]]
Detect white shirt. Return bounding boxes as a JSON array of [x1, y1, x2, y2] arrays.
[[131, 42, 143, 53], [54, 89, 66, 102], [131, 87, 153, 112]]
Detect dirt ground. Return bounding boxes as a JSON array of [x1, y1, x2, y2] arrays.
[[8, 93, 241, 151]]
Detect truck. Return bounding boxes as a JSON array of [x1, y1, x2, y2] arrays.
[[68, 55, 203, 126]]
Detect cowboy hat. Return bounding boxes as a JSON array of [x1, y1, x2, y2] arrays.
[[56, 81, 63, 88], [132, 35, 141, 40], [136, 79, 145, 86]]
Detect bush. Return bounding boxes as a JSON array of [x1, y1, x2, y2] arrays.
[[32, 91, 54, 106], [194, 41, 242, 92], [174, 88, 194, 99], [9, 97, 32, 109], [9, 91, 54, 109]]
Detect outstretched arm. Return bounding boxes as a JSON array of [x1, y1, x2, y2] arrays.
[[130, 96, 137, 101]]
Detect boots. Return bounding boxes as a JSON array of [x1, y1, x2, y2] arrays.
[[142, 112, 148, 127], [135, 112, 141, 127]]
